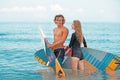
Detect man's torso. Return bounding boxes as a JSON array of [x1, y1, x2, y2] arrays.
[[53, 27, 65, 49]]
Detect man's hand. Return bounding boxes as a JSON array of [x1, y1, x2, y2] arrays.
[[47, 43, 53, 48]]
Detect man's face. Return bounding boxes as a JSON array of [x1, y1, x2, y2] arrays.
[[57, 17, 63, 25]]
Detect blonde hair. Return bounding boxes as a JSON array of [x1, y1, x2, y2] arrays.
[[73, 20, 83, 43]]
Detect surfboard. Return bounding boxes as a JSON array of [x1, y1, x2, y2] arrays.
[[34, 29, 65, 77], [35, 46, 120, 73], [62, 47, 120, 73]]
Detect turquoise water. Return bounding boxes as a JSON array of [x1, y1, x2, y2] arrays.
[[0, 22, 120, 80]]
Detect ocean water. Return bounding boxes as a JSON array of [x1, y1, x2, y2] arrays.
[[0, 22, 120, 80]]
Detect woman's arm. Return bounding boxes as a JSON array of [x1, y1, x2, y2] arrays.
[[69, 33, 75, 48], [83, 36, 87, 47]]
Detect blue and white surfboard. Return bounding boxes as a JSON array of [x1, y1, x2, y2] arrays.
[[34, 29, 65, 77]]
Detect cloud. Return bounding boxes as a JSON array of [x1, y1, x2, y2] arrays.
[[0, 6, 47, 13], [99, 9, 105, 14], [50, 4, 63, 12], [77, 8, 84, 13]]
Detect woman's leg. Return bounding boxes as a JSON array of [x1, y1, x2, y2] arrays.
[[78, 60, 84, 71], [71, 57, 79, 75]]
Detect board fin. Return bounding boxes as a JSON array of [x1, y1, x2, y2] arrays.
[[55, 58, 66, 77]]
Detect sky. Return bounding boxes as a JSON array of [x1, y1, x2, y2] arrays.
[[0, 0, 120, 22]]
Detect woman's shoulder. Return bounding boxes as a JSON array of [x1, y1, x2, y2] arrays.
[[71, 32, 76, 37], [72, 32, 75, 35]]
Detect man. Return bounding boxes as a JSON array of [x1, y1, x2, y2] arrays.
[[47, 14, 69, 66]]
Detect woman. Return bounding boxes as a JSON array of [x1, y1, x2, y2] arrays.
[[69, 20, 87, 75]]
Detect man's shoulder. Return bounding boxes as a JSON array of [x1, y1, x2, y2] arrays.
[[63, 26, 68, 31], [62, 26, 69, 34]]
